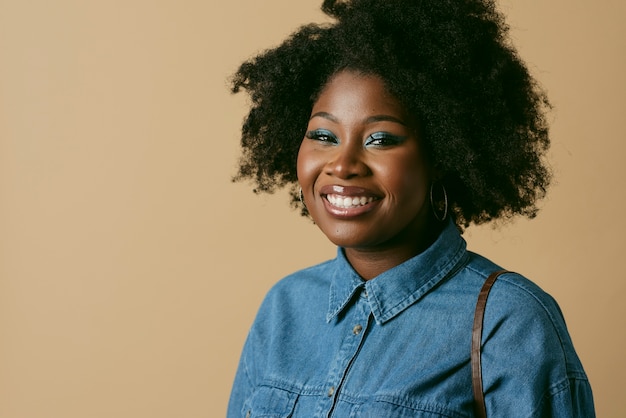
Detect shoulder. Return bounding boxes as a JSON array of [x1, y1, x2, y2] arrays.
[[462, 254, 593, 413], [263, 257, 335, 302], [463, 252, 587, 376], [251, 257, 337, 327], [463, 251, 562, 318]]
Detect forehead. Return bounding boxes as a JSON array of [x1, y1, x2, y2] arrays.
[[312, 71, 410, 122]]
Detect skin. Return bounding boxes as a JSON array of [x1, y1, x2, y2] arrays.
[[297, 70, 441, 280]]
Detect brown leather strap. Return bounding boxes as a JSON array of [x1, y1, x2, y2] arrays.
[[471, 270, 509, 418]]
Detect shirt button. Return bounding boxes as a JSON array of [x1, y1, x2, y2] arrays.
[[327, 386, 335, 397], [245, 411, 251, 418], [353, 324, 363, 335]]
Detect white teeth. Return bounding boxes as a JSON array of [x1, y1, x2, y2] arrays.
[[327, 194, 375, 209]]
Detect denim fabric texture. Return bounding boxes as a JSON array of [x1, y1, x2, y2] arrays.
[[227, 220, 595, 417]]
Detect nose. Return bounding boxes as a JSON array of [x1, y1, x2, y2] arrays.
[[324, 143, 369, 179]]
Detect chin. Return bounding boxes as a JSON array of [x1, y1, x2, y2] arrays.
[[315, 222, 362, 246], [322, 231, 381, 250]]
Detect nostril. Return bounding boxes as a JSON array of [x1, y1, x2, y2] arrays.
[[325, 152, 368, 179]]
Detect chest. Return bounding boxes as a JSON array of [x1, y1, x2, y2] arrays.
[[245, 293, 477, 417]]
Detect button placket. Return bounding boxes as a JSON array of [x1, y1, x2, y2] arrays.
[[325, 302, 372, 417]]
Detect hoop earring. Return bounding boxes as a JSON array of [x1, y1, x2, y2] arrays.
[[430, 182, 448, 222], [299, 187, 307, 211], [299, 187, 315, 222]]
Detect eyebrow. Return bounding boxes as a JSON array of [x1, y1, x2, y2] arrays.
[[309, 112, 407, 126], [364, 115, 407, 126], [309, 111, 339, 123]]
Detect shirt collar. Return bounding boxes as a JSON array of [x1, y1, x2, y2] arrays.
[[326, 219, 468, 324]]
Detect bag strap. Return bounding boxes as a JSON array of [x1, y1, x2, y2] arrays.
[[471, 269, 509, 418]]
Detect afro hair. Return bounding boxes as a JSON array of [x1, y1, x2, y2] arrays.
[[231, 0, 551, 229]]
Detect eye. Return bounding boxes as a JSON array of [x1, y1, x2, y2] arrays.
[[305, 129, 339, 144], [364, 132, 406, 147]]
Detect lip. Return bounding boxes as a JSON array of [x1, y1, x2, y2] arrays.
[[318, 184, 381, 218]]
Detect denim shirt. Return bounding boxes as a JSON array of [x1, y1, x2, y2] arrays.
[[228, 221, 595, 417]]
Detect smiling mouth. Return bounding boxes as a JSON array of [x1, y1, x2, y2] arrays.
[[326, 194, 378, 209]]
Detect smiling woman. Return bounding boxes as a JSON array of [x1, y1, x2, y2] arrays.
[[227, 0, 595, 416], [298, 71, 434, 279]]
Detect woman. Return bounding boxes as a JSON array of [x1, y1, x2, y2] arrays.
[[227, 0, 595, 416]]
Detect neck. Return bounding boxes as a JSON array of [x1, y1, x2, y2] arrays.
[[344, 221, 443, 280]]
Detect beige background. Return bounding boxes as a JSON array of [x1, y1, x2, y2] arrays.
[[0, 0, 624, 417]]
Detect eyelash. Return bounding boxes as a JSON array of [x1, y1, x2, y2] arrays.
[[364, 132, 405, 147], [305, 129, 338, 144], [305, 129, 405, 148]]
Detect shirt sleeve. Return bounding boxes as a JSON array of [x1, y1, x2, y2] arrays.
[[227, 336, 254, 418], [540, 376, 595, 418]]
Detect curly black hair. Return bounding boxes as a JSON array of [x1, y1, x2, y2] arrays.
[[231, 0, 551, 229]]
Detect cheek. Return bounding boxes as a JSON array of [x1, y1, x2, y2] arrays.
[[383, 156, 430, 201], [296, 143, 320, 186], [295, 145, 307, 184]]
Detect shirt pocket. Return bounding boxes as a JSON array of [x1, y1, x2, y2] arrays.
[[355, 401, 462, 418], [242, 386, 298, 418]]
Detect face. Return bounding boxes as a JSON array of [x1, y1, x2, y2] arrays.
[[297, 70, 433, 254]]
